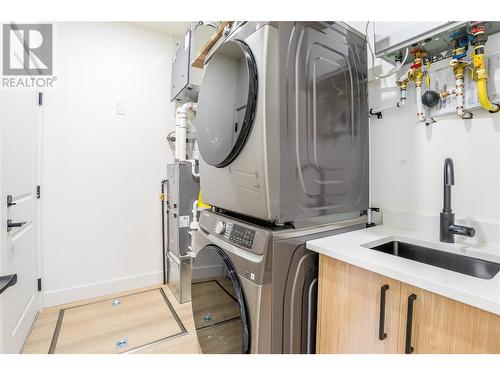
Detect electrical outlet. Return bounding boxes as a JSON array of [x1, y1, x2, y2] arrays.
[[116, 100, 127, 115]]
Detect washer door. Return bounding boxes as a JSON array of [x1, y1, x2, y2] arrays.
[[196, 40, 258, 168], [191, 245, 250, 353]]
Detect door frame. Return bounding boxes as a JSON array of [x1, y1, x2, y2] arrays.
[[0, 89, 44, 353]]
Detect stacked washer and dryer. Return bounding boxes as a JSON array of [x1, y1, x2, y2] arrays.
[[189, 21, 369, 354]]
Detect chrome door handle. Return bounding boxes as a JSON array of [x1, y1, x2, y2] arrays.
[[7, 219, 27, 232]]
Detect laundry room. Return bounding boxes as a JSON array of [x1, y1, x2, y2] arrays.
[[0, 1, 499, 374]]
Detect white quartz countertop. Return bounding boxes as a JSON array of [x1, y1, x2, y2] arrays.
[[306, 225, 500, 315]]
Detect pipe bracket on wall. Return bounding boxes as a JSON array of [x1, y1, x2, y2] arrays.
[[369, 108, 383, 119]]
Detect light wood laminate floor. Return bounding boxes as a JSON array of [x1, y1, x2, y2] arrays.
[[22, 284, 200, 354]]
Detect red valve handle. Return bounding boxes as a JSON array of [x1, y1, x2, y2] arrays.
[[471, 25, 484, 35]]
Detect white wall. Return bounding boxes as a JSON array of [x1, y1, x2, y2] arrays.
[[367, 24, 500, 246], [41, 23, 176, 306]]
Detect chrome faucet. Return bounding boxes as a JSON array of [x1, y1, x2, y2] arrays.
[[440, 158, 476, 243]]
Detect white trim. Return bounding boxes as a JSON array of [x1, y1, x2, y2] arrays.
[[42, 271, 163, 307]]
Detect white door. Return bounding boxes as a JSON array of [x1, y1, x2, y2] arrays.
[[0, 90, 42, 353]]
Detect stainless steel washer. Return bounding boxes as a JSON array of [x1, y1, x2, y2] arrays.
[[190, 209, 366, 353]]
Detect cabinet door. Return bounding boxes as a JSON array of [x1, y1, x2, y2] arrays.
[[317, 256, 401, 353], [398, 283, 500, 354]]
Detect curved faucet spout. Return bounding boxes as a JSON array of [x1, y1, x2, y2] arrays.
[[444, 158, 455, 186], [440, 158, 475, 243], [443, 158, 454, 214]]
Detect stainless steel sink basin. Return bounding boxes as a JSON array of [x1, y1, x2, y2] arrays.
[[368, 241, 500, 280]]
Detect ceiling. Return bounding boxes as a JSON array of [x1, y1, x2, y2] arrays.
[[132, 22, 191, 37]]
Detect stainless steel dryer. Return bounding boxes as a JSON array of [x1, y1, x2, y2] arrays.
[[190, 209, 365, 354], [197, 22, 369, 225]]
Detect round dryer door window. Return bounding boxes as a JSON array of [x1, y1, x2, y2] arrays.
[[190, 245, 250, 354], [196, 40, 258, 168]]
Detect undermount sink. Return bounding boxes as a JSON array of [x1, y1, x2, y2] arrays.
[[367, 240, 500, 280]]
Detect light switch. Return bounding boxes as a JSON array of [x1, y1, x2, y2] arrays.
[[116, 101, 126, 115]]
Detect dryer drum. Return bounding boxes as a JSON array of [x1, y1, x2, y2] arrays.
[[197, 39, 258, 168]]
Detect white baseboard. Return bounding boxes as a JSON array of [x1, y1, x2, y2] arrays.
[[42, 271, 163, 308]]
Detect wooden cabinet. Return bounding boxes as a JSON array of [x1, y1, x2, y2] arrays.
[[398, 283, 500, 354], [317, 256, 401, 353], [317, 255, 500, 354]]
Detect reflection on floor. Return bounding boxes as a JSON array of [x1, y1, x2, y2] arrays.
[[22, 285, 200, 354], [191, 278, 242, 354]]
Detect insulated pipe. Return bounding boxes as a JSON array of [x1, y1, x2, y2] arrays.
[[411, 58, 426, 123], [187, 159, 200, 178], [175, 115, 187, 161], [454, 74, 473, 119], [190, 199, 199, 230], [415, 85, 428, 123], [410, 55, 435, 125], [369, 88, 406, 115], [398, 89, 407, 107], [187, 199, 199, 258], [471, 25, 500, 113], [449, 48, 473, 119], [175, 102, 197, 161], [186, 140, 200, 178], [192, 139, 200, 161]]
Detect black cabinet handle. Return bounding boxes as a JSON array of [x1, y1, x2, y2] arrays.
[[379, 284, 389, 340], [405, 294, 417, 354], [0, 274, 17, 294], [7, 219, 27, 232]]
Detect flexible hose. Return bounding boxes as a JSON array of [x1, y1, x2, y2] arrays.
[[365, 21, 409, 79], [477, 78, 500, 113], [471, 25, 500, 114]]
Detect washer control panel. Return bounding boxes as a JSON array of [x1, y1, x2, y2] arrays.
[[213, 219, 256, 250], [228, 224, 256, 249], [202, 211, 269, 255], [214, 220, 226, 235]]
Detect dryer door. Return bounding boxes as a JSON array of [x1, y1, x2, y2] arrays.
[[197, 40, 258, 168], [191, 245, 250, 353]]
